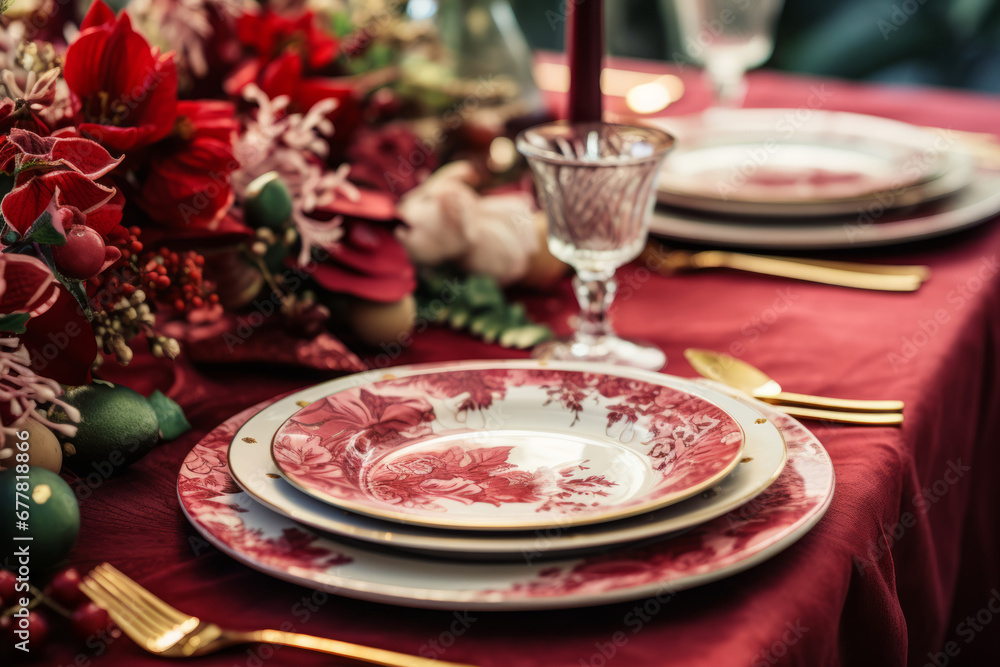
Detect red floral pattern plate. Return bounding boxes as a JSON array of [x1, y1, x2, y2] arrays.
[[228, 366, 786, 559], [177, 379, 834, 611], [270, 366, 745, 530]]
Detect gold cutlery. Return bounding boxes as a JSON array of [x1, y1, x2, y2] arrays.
[[80, 564, 477, 666], [685, 349, 905, 415], [768, 404, 903, 426], [642, 243, 929, 292]]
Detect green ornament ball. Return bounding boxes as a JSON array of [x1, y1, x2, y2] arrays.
[[50, 381, 160, 477], [244, 172, 293, 230], [0, 467, 80, 568]]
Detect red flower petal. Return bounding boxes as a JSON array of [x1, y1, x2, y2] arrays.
[[0, 254, 59, 317], [259, 52, 301, 101], [7, 129, 56, 157], [75, 123, 140, 153], [49, 136, 122, 178], [81, 0, 116, 30], [64, 7, 179, 152], [42, 171, 117, 213]]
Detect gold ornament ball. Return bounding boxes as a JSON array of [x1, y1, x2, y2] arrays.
[[517, 210, 570, 290], [0, 419, 62, 474], [350, 294, 417, 347]]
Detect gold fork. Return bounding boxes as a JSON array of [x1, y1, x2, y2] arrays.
[[80, 563, 477, 666]]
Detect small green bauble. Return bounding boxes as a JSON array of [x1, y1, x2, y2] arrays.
[[244, 172, 293, 230], [50, 381, 160, 477], [0, 467, 80, 567]]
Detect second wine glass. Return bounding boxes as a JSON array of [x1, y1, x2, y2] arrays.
[[670, 0, 785, 107]]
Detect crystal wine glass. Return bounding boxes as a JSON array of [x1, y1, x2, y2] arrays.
[[517, 122, 675, 370], [669, 0, 785, 107]]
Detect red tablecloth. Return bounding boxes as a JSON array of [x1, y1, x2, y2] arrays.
[[37, 69, 1000, 667]]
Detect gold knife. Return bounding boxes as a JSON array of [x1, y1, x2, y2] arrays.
[[643, 245, 927, 292]]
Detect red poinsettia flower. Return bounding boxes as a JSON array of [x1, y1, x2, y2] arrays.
[[224, 8, 339, 97], [63, 1, 179, 153], [0, 129, 123, 238], [224, 8, 360, 156], [139, 100, 239, 231]]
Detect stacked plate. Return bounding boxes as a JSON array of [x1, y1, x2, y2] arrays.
[[649, 108, 1000, 249], [177, 360, 834, 610]]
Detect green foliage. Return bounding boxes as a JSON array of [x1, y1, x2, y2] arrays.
[[147, 390, 191, 441], [0, 311, 30, 333], [417, 270, 552, 349]]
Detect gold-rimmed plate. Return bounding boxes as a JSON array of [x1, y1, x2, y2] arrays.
[[653, 109, 974, 217], [227, 367, 787, 558], [267, 362, 747, 532]]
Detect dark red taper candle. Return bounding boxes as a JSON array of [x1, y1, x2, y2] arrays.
[[566, 0, 604, 124]]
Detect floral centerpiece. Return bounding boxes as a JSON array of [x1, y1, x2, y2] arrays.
[[0, 0, 565, 472]]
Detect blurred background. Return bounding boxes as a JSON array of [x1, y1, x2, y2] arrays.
[[510, 0, 1000, 93]]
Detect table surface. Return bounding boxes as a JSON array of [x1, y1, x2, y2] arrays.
[[33, 66, 1000, 667]]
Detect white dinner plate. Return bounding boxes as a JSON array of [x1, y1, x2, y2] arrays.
[[650, 168, 1000, 250], [268, 364, 747, 531], [228, 363, 787, 559], [178, 376, 834, 611], [652, 109, 974, 217]]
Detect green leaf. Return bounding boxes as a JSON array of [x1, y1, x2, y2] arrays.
[[23, 211, 67, 246], [0, 312, 30, 333], [500, 325, 553, 349], [147, 390, 191, 441], [416, 269, 553, 349], [36, 244, 92, 319]]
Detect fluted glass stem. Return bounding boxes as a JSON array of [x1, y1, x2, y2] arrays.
[[573, 272, 616, 345]]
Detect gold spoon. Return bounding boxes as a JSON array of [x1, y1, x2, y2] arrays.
[[685, 349, 905, 413]]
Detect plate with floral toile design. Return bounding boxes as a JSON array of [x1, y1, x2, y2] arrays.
[[178, 378, 834, 611], [228, 363, 786, 559], [269, 364, 746, 531]]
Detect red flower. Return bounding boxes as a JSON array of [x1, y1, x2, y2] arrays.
[[225, 9, 339, 97], [224, 8, 360, 156], [139, 100, 239, 230], [63, 1, 179, 153], [0, 129, 123, 238], [294, 189, 414, 303]]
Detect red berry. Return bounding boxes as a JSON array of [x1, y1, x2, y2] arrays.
[[1, 610, 49, 650], [46, 568, 85, 608], [70, 602, 111, 640], [53, 226, 106, 280], [0, 570, 16, 603]]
